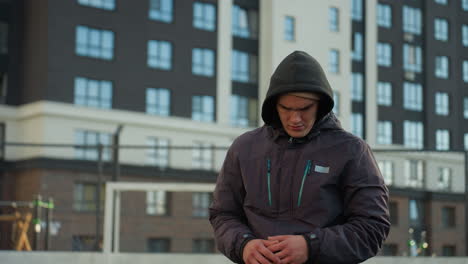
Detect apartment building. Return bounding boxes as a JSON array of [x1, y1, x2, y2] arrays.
[[0, 0, 466, 256]]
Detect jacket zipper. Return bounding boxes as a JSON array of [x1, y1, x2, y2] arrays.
[[267, 159, 272, 207], [297, 160, 312, 207]]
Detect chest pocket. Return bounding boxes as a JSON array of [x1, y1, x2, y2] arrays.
[[241, 157, 275, 216], [296, 160, 332, 208]]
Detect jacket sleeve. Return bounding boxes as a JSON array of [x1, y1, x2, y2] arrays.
[[209, 146, 255, 263], [306, 142, 391, 264]]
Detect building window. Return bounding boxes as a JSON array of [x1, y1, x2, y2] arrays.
[[146, 137, 169, 168], [441, 206, 456, 228], [73, 183, 104, 212], [284, 16, 295, 41], [232, 5, 258, 39], [434, 0, 448, 5], [403, 121, 424, 149], [193, 238, 215, 253], [147, 238, 170, 253], [378, 161, 394, 185], [435, 56, 449, 79], [377, 82, 392, 106], [465, 133, 468, 150], [232, 50, 258, 83], [464, 97, 468, 118], [377, 42, 392, 67], [193, 2, 216, 31], [403, 44, 422, 73], [381, 244, 398, 256], [351, 113, 363, 138], [352, 32, 363, 61], [464, 0, 468, 10], [146, 88, 170, 116], [434, 18, 449, 41], [146, 191, 168, 216], [72, 235, 97, 251], [377, 4, 392, 28], [436, 129, 450, 150], [192, 141, 213, 170], [377, 121, 392, 145], [463, 25, 468, 47], [409, 199, 424, 225], [437, 167, 452, 191], [192, 192, 211, 217], [231, 95, 258, 128], [0, 123, 4, 160], [74, 130, 111, 161], [75, 25, 114, 60], [0, 22, 8, 54], [77, 0, 115, 10], [147, 40, 172, 70], [192, 48, 215, 77], [403, 82, 423, 111], [333, 91, 340, 116], [403, 6, 422, 35], [351, 73, 363, 102], [442, 245, 456, 256], [389, 201, 398, 225], [149, 0, 173, 23], [351, 0, 363, 21], [329, 49, 340, 74], [405, 160, 424, 188], [329, 7, 339, 32], [192, 95, 214, 122], [463, 60, 468, 82], [74, 77, 112, 109], [435, 92, 449, 116]]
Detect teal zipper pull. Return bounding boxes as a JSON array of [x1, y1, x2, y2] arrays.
[[267, 159, 272, 207], [297, 160, 311, 207]]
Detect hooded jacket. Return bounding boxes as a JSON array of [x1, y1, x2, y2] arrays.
[[209, 51, 390, 264]]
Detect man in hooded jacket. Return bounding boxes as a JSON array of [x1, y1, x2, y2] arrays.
[[209, 51, 390, 264]]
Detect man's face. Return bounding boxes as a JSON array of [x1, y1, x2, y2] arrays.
[[276, 94, 319, 138]]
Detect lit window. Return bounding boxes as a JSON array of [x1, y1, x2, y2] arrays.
[[232, 5, 258, 39], [377, 82, 392, 106], [192, 95, 214, 122], [149, 0, 173, 23], [352, 32, 363, 61], [463, 25, 468, 46], [146, 137, 169, 168], [434, 18, 449, 41], [463, 60, 468, 83], [403, 121, 423, 149], [284, 16, 295, 41], [192, 142, 213, 170], [192, 48, 215, 77], [436, 129, 450, 150], [434, 0, 448, 5], [77, 0, 115, 10], [351, 0, 363, 21], [464, 133, 468, 150], [146, 88, 170, 116], [146, 191, 168, 216], [378, 161, 394, 185], [193, 2, 216, 31], [377, 121, 392, 145], [435, 56, 449, 79], [351, 113, 363, 138], [231, 95, 257, 128], [377, 4, 392, 28], [464, 97, 468, 118], [377, 42, 392, 67], [403, 6, 422, 35], [74, 130, 111, 161], [147, 40, 172, 70], [405, 160, 424, 187], [403, 44, 422, 73], [435, 92, 449, 116], [351, 73, 363, 102], [403, 82, 423, 111], [437, 168, 452, 191], [192, 192, 212, 217], [73, 182, 104, 212], [75, 25, 114, 60], [464, 0, 468, 11], [333, 91, 340, 116], [329, 49, 340, 73], [74, 77, 112, 109], [329, 7, 339, 32], [232, 50, 258, 83]]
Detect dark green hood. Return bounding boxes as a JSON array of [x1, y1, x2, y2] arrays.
[[261, 51, 334, 127]]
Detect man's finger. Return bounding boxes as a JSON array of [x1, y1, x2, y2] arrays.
[[258, 245, 281, 264], [254, 251, 274, 264], [268, 235, 289, 241], [274, 248, 289, 259], [267, 240, 286, 252], [262, 239, 279, 247]]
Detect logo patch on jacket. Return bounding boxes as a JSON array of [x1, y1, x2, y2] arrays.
[[314, 165, 330, 173]]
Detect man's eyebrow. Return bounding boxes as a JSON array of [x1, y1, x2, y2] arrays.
[[278, 102, 316, 111]]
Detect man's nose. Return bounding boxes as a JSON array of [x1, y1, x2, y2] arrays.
[[290, 111, 302, 122]]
